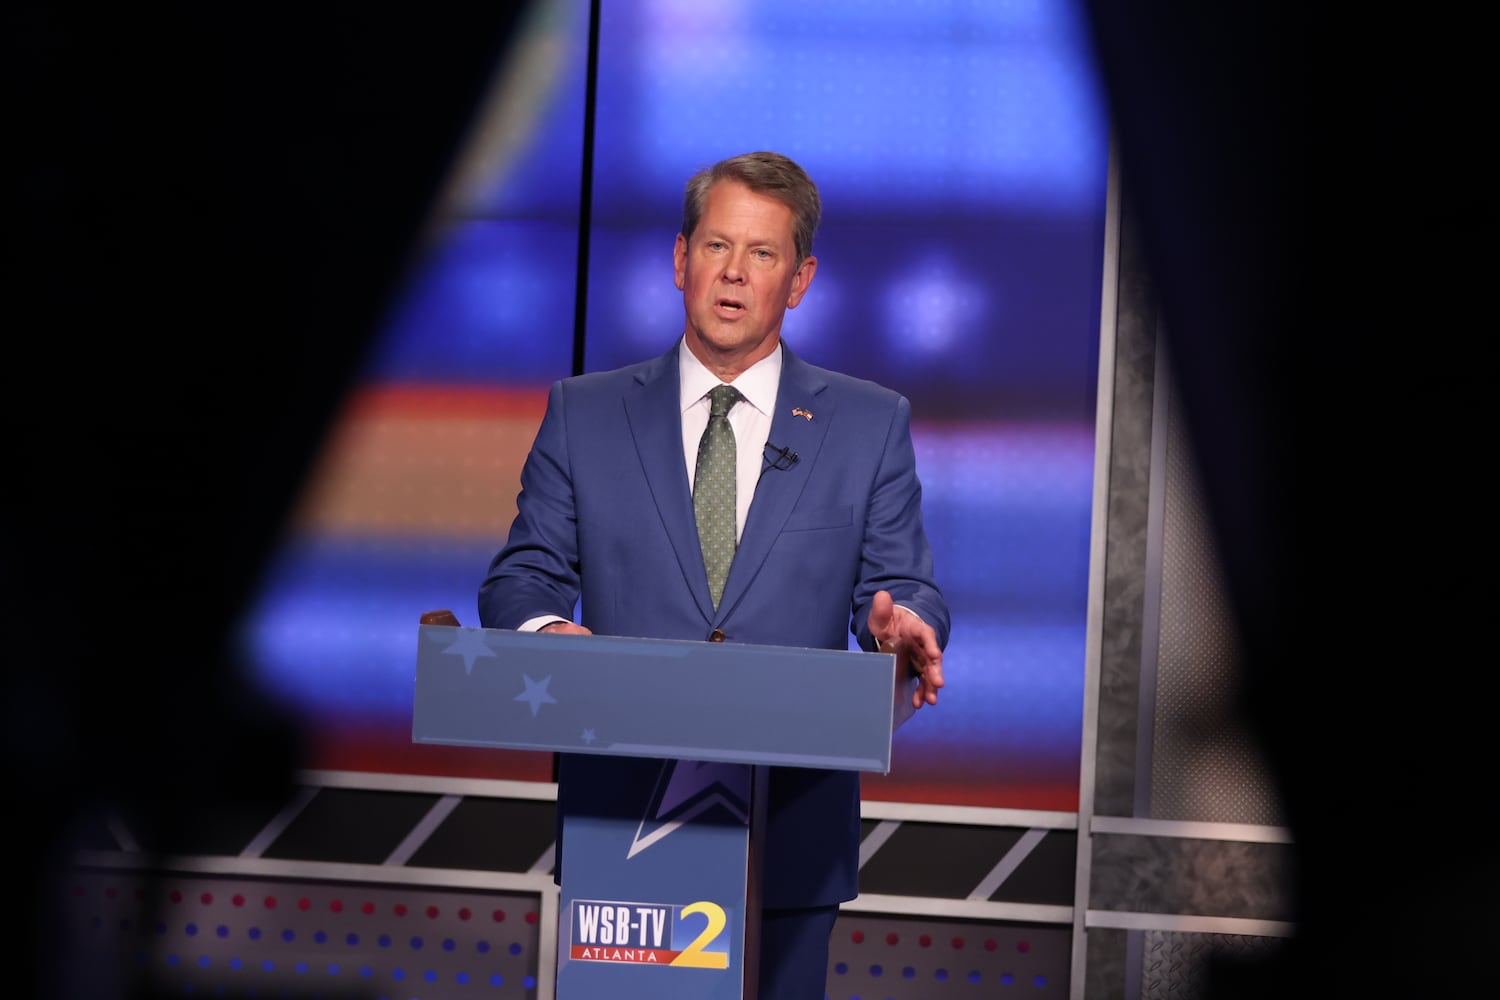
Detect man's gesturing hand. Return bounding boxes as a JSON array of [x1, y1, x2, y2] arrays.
[[869, 590, 945, 710]]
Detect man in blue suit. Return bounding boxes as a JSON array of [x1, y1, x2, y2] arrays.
[[478, 150, 949, 998]]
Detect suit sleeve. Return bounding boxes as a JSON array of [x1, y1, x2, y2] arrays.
[[850, 394, 951, 651], [477, 380, 582, 629]]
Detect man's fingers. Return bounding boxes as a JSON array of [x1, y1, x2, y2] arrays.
[[869, 589, 897, 644]]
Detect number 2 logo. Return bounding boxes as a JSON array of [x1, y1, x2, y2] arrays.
[[669, 901, 729, 969]]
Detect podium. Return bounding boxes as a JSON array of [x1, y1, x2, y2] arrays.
[[413, 621, 911, 1000]]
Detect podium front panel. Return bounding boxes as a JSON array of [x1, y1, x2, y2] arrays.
[[554, 754, 755, 999], [413, 625, 898, 771]]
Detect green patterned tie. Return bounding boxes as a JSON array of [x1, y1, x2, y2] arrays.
[[694, 384, 743, 609]]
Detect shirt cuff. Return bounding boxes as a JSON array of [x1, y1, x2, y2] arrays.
[[519, 614, 570, 632]]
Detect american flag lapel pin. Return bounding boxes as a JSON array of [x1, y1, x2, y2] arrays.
[[792, 407, 813, 421]]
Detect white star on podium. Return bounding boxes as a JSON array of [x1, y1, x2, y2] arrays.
[[515, 674, 557, 717], [441, 628, 498, 675]]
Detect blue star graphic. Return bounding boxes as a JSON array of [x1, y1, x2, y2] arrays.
[[626, 760, 750, 859], [580, 729, 597, 745], [441, 628, 498, 676], [515, 674, 558, 717]]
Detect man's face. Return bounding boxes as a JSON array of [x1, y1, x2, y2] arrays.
[[674, 180, 817, 372]]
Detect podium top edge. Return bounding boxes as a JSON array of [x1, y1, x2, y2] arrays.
[[418, 622, 895, 663]]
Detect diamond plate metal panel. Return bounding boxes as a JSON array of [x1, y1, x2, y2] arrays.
[[1149, 374, 1283, 826]]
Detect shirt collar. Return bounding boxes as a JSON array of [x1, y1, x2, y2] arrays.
[[678, 338, 782, 417]]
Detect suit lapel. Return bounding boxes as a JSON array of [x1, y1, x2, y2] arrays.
[[720, 348, 831, 616], [622, 347, 719, 621]]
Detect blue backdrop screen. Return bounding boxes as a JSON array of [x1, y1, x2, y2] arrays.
[[240, 0, 1109, 810]]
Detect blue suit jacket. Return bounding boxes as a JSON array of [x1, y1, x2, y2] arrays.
[[478, 342, 949, 907]]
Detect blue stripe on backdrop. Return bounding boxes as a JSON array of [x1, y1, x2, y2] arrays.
[[240, 423, 1094, 803]]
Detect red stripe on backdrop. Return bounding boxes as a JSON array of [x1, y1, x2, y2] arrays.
[[304, 714, 1074, 812], [861, 775, 1079, 813], [306, 713, 555, 784], [339, 383, 552, 421]]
